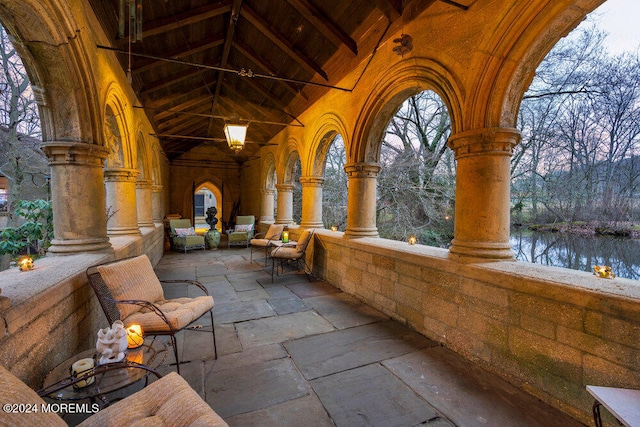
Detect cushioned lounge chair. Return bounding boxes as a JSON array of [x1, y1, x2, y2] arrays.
[[169, 219, 206, 253], [86, 255, 217, 374], [227, 215, 255, 248], [270, 229, 315, 282], [250, 223, 284, 265]]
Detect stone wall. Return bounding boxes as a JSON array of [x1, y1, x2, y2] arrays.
[[0, 225, 164, 388], [309, 230, 640, 425]]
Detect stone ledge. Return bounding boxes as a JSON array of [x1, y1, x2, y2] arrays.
[[0, 224, 164, 335]]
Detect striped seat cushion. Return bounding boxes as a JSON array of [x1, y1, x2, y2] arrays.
[[97, 255, 165, 319], [124, 296, 214, 333]]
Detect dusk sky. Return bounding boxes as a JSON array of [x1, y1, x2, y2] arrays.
[[589, 0, 640, 54]]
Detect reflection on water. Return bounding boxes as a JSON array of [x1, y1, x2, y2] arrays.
[[510, 229, 640, 281]]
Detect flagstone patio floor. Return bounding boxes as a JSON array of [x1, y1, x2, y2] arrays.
[[85, 247, 587, 426]]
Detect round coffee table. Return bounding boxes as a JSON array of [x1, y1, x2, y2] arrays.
[[40, 339, 167, 403]]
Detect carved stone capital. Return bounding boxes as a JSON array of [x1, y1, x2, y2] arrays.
[[447, 128, 521, 159], [275, 183, 295, 193], [136, 179, 154, 189], [344, 162, 381, 178], [299, 176, 325, 186], [42, 141, 108, 167], [104, 168, 139, 182], [261, 188, 275, 196]]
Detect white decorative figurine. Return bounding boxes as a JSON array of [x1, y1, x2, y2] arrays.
[[96, 320, 129, 364]]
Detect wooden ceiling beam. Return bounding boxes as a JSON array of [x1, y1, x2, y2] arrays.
[[221, 85, 287, 124], [233, 41, 308, 100], [165, 115, 209, 136], [133, 35, 225, 76], [241, 5, 329, 81], [157, 104, 212, 130], [226, 61, 291, 113], [120, 3, 232, 43], [146, 83, 214, 110], [140, 67, 209, 95], [217, 98, 274, 139], [153, 95, 213, 121], [370, 0, 402, 21], [284, 0, 358, 56], [207, 0, 243, 136]]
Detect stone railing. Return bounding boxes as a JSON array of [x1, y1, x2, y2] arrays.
[[309, 229, 640, 425], [0, 224, 164, 388]]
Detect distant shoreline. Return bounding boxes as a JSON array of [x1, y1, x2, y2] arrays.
[[515, 221, 640, 238]]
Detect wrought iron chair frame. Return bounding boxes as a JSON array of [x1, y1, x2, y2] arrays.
[[86, 258, 217, 374]]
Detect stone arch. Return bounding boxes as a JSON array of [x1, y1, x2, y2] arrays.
[[180, 176, 224, 224], [466, 1, 606, 130], [309, 111, 350, 177], [351, 58, 463, 164], [103, 84, 133, 169], [261, 152, 277, 189], [151, 141, 162, 186], [0, 0, 101, 145], [194, 180, 223, 230], [135, 130, 151, 180], [280, 138, 301, 184]]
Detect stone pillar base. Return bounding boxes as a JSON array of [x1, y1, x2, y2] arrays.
[[448, 239, 515, 261], [344, 227, 379, 238], [107, 226, 142, 236], [300, 221, 324, 229], [48, 238, 113, 254]]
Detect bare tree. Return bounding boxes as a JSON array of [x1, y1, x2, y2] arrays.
[[515, 24, 640, 225], [322, 135, 348, 229], [377, 90, 455, 246], [0, 26, 45, 223]]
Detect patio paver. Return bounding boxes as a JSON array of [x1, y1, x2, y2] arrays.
[[146, 247, 585, 427]]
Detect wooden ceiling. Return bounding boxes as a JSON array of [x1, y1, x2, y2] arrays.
[[89, 0, 460, 162]]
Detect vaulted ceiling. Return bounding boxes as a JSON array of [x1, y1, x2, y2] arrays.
[[88, 0, 467, 162]]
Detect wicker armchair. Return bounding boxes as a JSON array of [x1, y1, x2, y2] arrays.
[[86, 255, 217, 374]]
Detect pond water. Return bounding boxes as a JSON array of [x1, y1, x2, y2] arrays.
[[510, 229, 640, 281]]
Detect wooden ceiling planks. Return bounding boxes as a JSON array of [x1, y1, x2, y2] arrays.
[[89, 0, 438, 160]]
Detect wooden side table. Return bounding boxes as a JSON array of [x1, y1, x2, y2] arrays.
[[587, 385, 640, 427]]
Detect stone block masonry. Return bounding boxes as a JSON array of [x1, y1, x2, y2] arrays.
[[310, 230, 640, 425]]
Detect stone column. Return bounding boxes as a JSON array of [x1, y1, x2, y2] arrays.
[[136, 179, 154, 228], [299, 176, 325, 229], [447, 127, 520, 260], [344, 163, 380, 237], [42, 142, 112, 254], [152, 184, 164, 222], [259, 188, 275, 224], [275, 183, 294, 224], [104, 168, 141, 236]]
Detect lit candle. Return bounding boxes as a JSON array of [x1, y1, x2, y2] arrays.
[[18, 256, 33, 271], [282, 231, 289, 243], [408, 235, 417, 245], [71, 358, 95, 389], [331, 226, 338, 232], [126, 324, 144, 348]]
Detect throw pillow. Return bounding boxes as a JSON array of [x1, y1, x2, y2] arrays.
[[175, 227, 196, 236], [234, 224, 254, 233]]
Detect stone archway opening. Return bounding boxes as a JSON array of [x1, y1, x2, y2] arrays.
[[322, 134, 348, 231], [194, 182, 222, 232], [377, 89, 454, 246]]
